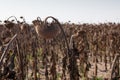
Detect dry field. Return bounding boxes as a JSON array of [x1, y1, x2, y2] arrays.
[[0, 16, 120, 80]]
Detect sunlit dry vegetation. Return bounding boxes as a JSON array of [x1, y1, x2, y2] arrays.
[[0, 16, 120, 80]]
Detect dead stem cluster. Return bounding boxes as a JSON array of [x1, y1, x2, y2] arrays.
[[0, 16, 120, 80]]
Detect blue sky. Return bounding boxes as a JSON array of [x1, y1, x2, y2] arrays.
[[0, 0, 120, 23]]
